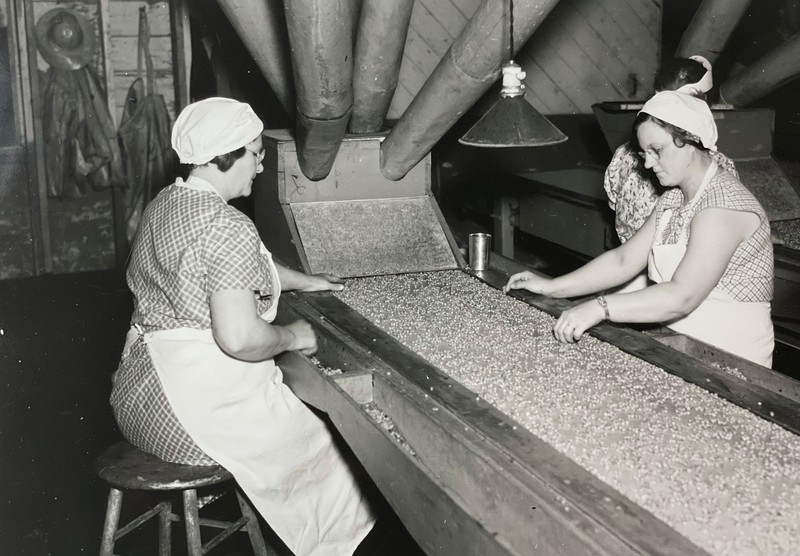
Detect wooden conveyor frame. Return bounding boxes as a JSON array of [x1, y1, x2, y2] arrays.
[[273, 254, 800, 556]]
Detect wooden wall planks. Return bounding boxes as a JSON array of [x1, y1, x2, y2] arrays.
[[10, 0, 178, 277], [388, 0, 661, 118], [106, 0, 175, 122]]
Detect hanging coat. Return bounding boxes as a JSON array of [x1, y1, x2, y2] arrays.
[[42, 65, 124, 199], [118, 7, 173, 243]]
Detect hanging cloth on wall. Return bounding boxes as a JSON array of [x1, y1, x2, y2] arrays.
[[40, 68, 125, 200], [41, 64, 126, 199], [37, 7, 124, 199], [118, 7, 173, 243]]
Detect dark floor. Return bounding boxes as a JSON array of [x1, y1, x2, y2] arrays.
[[0, 270, 423, 555]]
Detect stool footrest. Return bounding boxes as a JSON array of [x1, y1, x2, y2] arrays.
[[192, 515, 249, 531], [97, 441, 271, 555], [116, 501, 172, 540], [201, 516, 250, 554]]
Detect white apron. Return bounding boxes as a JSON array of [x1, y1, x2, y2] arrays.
[[126, 181, 374, 555], [647, 164, 773, 368]]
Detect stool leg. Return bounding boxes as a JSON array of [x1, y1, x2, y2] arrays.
[[183, 489, 203, 556], [158, 500, 172, 556], [100, 488, 123, 556], [235, 489, 273, 556]]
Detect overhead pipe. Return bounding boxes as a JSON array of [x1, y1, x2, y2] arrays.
[[719, 34, 800, 107], [216, 0, 295, 118], [380, 0, 562, 181], [349, 0, 415, 133], [283, 0, 356, 180], [675, 0, 753, 64]]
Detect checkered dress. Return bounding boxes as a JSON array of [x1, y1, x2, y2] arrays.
[[604, 142, 738, 242], [652, 168, 774, 302], [111, 178, 275, 465]]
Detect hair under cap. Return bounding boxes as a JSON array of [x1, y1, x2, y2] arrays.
[[675, 55, 713, 95], [639, 90, 718, 151], [171, 97, 264, 165]]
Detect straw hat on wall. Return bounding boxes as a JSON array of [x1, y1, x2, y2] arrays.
[[35, 7, 96, 70]]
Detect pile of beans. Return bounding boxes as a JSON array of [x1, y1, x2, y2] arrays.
[[336, 270, 800, 556], [772, 219, 800, 250]]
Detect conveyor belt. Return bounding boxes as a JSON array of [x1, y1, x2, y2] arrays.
[[275, 260, 800, 555], [276, 294, 706, 556]]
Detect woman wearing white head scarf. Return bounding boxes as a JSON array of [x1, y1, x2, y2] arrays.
[[110, 97, 375, 555], [604, 56, 738, 246], [505, 91, 774, 368]]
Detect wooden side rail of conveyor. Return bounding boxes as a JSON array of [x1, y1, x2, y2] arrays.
[[275, 301, 705, 556], [274, 256, 800, 556]]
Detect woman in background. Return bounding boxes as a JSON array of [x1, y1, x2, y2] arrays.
[[110, 97, 375, 555], [604, 56, 738, 244], [506, 91, 774, 367]]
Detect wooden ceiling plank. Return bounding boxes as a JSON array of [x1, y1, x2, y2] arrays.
[[417, 0, 468, 38], [409, 1, 457, 60]]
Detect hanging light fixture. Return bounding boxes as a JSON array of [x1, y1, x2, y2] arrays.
[[459, 0, 568, 147]]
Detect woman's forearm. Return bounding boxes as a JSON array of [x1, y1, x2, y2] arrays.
[[546, 248, 644, 298], [214, 317, 297, 361], [275, 263, 312, 291], [605, 281, 698, 323], [210, 289, 308, 361]]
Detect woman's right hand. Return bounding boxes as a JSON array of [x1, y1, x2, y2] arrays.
[[285, 319, 318, 355], [503, 271, 552, 295]]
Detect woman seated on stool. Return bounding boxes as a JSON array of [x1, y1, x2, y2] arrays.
[[110, 97, 375, 555], [505, 91, 774, 368]]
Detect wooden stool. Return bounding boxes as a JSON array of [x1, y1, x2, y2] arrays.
[[96, 440, 275, 555]]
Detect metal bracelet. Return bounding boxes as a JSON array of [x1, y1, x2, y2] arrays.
[[596, 295, 610, 320]]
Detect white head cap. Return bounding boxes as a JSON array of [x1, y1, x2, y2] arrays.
[[639, 90, 718, 151], [675, 55, 713, 96], [171, 97, 264, 165]]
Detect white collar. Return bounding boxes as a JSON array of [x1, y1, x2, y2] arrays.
[[176, 175, 225, 201]]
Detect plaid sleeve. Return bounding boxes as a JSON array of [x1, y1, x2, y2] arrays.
[[202, 212, 272, 296]]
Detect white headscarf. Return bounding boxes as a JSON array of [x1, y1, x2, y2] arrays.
[[674, 55, 713, 96], [171, 97, 264, 165], [639, 91, 718, 151]]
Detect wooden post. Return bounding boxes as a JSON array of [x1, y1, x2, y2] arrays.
[[19, 0, 52, 273], [169, 0, 190, 112], [97, 0, 128, 268]]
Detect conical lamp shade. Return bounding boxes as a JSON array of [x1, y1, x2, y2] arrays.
[[459, 96, 568, 147]]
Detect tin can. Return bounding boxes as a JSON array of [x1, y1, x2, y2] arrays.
[[468, 233, 491, 271]]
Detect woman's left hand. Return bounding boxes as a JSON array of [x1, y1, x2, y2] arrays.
[[552, 299, 605, 343], [301, 273, 345, 292]]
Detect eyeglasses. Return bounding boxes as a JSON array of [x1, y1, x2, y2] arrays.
[[245, 146, 265, 164], [637, 144, 666, 161]]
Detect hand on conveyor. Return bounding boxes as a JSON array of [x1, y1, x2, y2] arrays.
[[552, 301, 605, 344], [502, 270, 552, 295], [301, 273, 346, 292], [284, 319, 318, 355]]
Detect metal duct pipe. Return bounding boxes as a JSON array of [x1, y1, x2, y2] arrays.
[[675, 0, 753, 64], [349, 0, 414, 133], [217, 0, 295, 118], [284, 0, 356, 180], [380, 0, 562, 181], [719, 34, 800, 107]]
